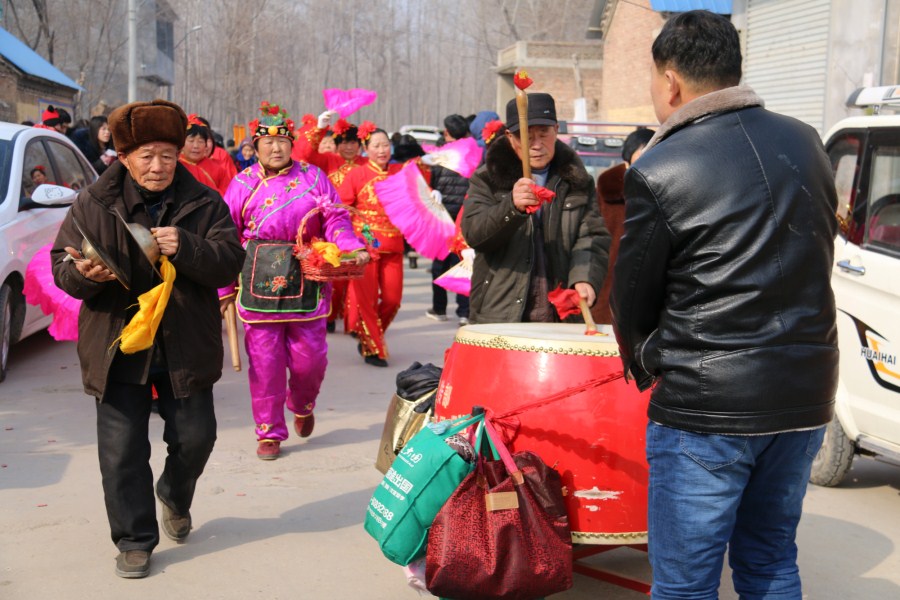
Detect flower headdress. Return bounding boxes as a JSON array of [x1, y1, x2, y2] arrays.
[[481, 119, 505, 145], [186, 113, 207, 131], [249, 101, 296, 142], [357, 120, 377, 143], [301, 113, 316, 126], [332, 118, 352, 137]]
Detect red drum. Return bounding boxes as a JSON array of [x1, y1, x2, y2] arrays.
[[435, 323, 650, 545]]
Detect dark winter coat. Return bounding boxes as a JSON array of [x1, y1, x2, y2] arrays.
[[429, 164, 469, 220], [611, 86, 839, 434], [51, 161, 245, 399], [461, 136, 610, 324]]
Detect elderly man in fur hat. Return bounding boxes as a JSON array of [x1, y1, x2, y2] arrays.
[[461, 92, 610, 324], [51, 99, 245, 579]]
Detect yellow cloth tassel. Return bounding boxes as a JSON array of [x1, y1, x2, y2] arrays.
[[116, 256, 176, 354], [311, 240, 342, 267]]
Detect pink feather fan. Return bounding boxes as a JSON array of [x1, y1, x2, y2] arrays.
[[434, 255, 472, 296], [421, 137, 481, 178], [374, 161, 456, 260], [322, 88, 378, 119], [23, 243, 80, 341]]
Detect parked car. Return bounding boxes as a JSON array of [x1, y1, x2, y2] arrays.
[[397, 125, 443, 146], [810, 85, 900, 485], [557, 121, 655, 180], [0, 122, 97, 382]]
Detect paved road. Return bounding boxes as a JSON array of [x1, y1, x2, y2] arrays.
[[1, 263, 898, 599]]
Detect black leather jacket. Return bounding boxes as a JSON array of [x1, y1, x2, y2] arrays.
[[611, 88, 839, 434]]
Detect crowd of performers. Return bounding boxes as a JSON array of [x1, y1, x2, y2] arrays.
[[141, 101, 496, 460]]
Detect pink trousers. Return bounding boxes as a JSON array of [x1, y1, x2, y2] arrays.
[[243, 318, 327, 441]]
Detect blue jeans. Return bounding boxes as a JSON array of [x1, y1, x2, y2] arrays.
[[646, 422, 825, 600]]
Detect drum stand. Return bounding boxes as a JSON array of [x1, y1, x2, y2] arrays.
[[572, 544, 651, 595]]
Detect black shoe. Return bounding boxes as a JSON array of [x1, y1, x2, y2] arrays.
[[326, 320, 336, 333], [357, 343, 363, 356], [409, 256, 418, 269], [365, 355, 389, 367], [115, 550, 150, 579], [156, 488, 191, 542]]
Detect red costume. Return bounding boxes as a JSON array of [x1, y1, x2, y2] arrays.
[[210, 145, 238, 182], [293, 121, 368, 330], [336, 160, 408, 360], [179, 156, 231, 197]]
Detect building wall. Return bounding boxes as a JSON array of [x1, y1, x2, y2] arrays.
[[495, 41, 604, 123], [0, 59, 78, 124], [599, 0, 663, 123], [732, 0, 900, 134]]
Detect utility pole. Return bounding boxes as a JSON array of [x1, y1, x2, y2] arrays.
[[128, 0, 137, 102]]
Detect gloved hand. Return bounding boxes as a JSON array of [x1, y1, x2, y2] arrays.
[[317, 110, 337, 130], [461, 248, 475, 262], [430, 189, 443, 205]]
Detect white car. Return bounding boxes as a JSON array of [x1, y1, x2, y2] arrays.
[[398, 125, 443, 146], [0, 122, 97, 382], [810, 85, 900, 485]]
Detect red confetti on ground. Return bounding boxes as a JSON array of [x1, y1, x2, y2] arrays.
[[37, 504, 48, 508]]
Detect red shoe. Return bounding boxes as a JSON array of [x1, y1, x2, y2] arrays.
[[294, 413, 315, 438], [257, 440, 281, 460]]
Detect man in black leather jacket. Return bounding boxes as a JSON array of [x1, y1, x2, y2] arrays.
[[610, 11, 838, 599]]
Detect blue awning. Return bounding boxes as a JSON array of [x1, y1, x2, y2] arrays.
[[0, 26, 82, 91], [650, 0, 733, 14]]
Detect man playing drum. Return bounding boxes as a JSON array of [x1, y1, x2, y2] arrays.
[[461, 93, 610, 324]]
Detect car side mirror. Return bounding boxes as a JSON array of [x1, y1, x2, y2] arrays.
[[19, 184, 78, 211], [32, 184, 78, 205]]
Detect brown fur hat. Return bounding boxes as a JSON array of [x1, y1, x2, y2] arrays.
[[108, 99, 188, 155]]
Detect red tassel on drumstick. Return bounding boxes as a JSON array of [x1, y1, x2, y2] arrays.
[[548, 285, 605, 336]]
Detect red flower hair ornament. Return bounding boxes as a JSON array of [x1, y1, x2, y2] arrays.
[[482, 119, 505, 145], [186, 113, 206, 130], [357, 120, 377, 143], [333, 118, 352, 137]]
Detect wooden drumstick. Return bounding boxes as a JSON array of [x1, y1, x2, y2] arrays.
[[516, 89, 531, 180], [224, 302, 241, 371], [579, 297, 600, 335]]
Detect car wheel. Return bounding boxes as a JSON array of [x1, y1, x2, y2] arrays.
[[0, 284, 11, 383], [809, 415, 855, 487]]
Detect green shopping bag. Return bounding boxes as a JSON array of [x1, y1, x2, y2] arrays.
[[364, 413, 483, 566]]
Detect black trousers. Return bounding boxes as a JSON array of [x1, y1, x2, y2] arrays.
[[97, 374, 216, 552], [430, 253, 470, 317]]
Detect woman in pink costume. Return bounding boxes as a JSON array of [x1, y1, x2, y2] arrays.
[[219, 101, 369, 460]]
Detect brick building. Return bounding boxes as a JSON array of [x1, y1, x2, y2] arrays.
[[495, 41, 604, 122], [0, 26, 81, 124]]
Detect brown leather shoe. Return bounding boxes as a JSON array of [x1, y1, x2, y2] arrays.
[[115, 550, 150, 579], [257, 440, 281, 460], [294, 413, 315, 438], [157, 492, 191, 542]]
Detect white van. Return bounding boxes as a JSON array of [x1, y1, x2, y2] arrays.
[[811, 85, 900, 486]]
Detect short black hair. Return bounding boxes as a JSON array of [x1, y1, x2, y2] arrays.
[[443, 114, 469, 140], [363, 128, 389, 148], [652, 10, 742, 89], [391, 134, 425, 162], [622, 128, 655, 163], [185, 124, 211, 142]]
